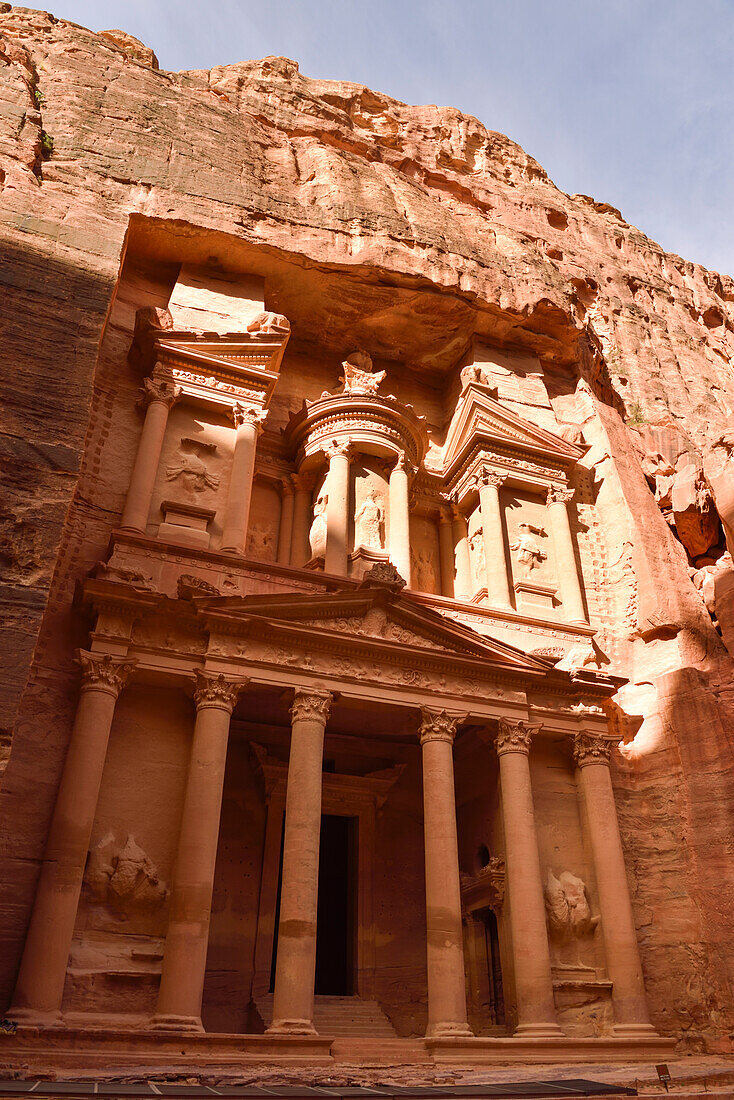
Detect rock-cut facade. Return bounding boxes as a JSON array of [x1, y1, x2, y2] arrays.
[[0, 6, 733, 1077]]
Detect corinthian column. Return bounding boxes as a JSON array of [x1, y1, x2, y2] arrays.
[[388, 451, 413, 586], [10, 652, 136, 1023], [324, 441, 351, 576], [546, 487, 586, 623], [478, 470, 512, 609], [452, 505, 473, 601], [277, 478, 295, 565], [494, 719, 562, 1037], [269, 689, 332, 1035], [573, 732, 657, 1036], [419, 708, 472, 1038], [121, 369, 181, 532], [221, 404, 266, 554], [438, 509, 455, 598], [152, 672, 247, 1032]]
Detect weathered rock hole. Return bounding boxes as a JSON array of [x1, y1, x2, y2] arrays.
[[546, 208, 568, 230]]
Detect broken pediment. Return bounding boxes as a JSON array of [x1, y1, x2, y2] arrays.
[[443, 383, 585, 475]]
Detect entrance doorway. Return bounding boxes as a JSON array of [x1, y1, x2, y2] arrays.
[[269, 813, 358, 997], [315, 814, 357, 995], [482, 907, 505, 1025]]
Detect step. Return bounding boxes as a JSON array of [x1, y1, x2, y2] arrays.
[[253, 994, 398, 1038]]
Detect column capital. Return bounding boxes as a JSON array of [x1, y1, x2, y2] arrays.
[[280, 476, 295, 498], [194, 671, 248, 713], [292, 470, 318, 493], [546, 484, 575, 506], [141, 371, 181, 410], [478, 467, 506, 490], [419, 708, 467, 746], [325, 438, 351, 460], [495, 718, 540, 756], [392, 449, 417, 479], [231, 403, 267, 432], [76, 650, 137, 698], [291, 688, 333, 725], [572, 731, 614, 768]]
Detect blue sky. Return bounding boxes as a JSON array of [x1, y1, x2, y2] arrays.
[[49, 0, 733, 276]]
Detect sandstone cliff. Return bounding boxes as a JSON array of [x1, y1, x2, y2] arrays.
[[1, 6, 733, 1049]]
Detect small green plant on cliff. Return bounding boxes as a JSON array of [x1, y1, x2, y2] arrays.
[[40, 130, 53, 159], [33, 88, 46, 108], [626, 401, 647, 427]]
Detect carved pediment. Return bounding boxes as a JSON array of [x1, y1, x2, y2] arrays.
[[196, 581, 554, 674], [443, 384, 585, 474]]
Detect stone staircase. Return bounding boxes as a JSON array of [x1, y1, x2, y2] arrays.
[[253, 994, 397, 1038]]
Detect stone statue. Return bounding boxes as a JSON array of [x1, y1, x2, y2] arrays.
[[459, 363, 498, 396], [84, 832, 168, 912], [247, 522, 275, 561], [469, 527, 486, 588], [309, 492, 328, 558], [510, 522, 547, 572], [340, 350, 386, 396], [544, 870, 598, 941], [411, 547, 436, 593], [354, 490, 384, 549], [166, 439, 219, 496], [246, 310, 290, 335]]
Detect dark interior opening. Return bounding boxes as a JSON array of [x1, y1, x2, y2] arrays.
[[315, 814, 357, 995], [483, 907, 505, 1025]]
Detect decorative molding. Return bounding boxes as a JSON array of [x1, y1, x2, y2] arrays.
[[495, 717, 540, 756], [290, 688, 333, 725], [572, 731, 614, 767], [194, 671, 248, 713], [418, 707, 466, 745], [77, 650, 137, 697]]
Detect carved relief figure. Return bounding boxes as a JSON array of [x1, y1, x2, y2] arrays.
[[545, 870, 598, 942], [247, 522, 276, 561], [309, 492, 328, 558], [166, 437, 219, 497], [459, 363, 498, 396], [411, 546, 436, 593], [84, 833, 168, 913], [340, 350, 386, 396], [354, 490, 384, 550], [510, 522, 547, 573], [469, 527, 486, 589]]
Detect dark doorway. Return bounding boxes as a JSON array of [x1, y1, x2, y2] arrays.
[[315, 814, 357, 995], [482, 908, 505, 1025]]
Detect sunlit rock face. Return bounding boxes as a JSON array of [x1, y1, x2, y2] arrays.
[[0, 6, 733, 1070]]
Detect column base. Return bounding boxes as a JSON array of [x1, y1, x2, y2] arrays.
[[427, 1021, 474, 1039], [513, 1022, 565, 1038], [612, 1022, 660, 1038], [5, 1006, 65, 1028], [148, 1013, 204, 1033], [267, 1018, 318, 1036]]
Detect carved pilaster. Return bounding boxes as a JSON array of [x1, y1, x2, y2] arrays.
[[494, 718, 540, 756], [572, 731, 614, 768], [193, 671, 248, 713], [290, 689, 333, 725], [418, 708, 466, 746], [77, 650, 137, 698]]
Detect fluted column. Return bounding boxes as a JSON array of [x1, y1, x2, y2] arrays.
[[478, 470, 512, 609], [269, 689, 333, 1035], [10, 652, 136, 1023], [152, 672, 247, 1032], [324, 441, 351, 576], [388, 451, 412, 586], [291, 473, 315, 568], [495, 719, 562, 1037], [419, 708, 472, 1038], [221, 404, 266, 554], [546, 486, 586, 623], [573, 732, 657, 1036], [438, 509, 455, 598], [452, 505, 472, 601], [121, 370, 181, 532], [277, 478, 295, 565]]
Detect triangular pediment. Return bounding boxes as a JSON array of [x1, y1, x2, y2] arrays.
[[197, 579, 554, 675], [443, 383, 584, 471]]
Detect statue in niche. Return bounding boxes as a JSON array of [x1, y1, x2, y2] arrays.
[[545, 870, 598, 942], [309, 492, 328, 558], [339, 350, 386, 396], [247, 522, 275, 561], [354, 489, 384, 549], [510, 522, 547, 573], [166, 437, 219, 497], [469, 527, 486, 588], [411, 546, 436, 593], [84, 832, 168, 913]]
